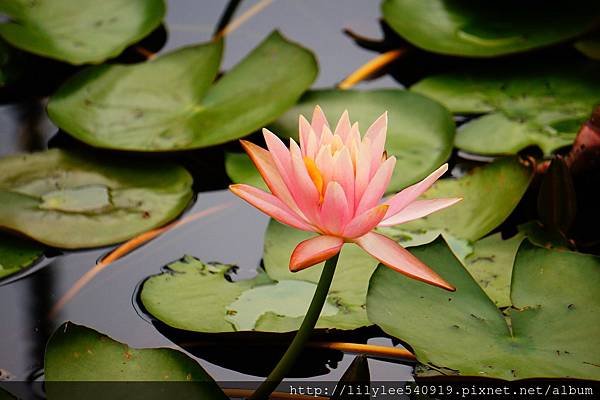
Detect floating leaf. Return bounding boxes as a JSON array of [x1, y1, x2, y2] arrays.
[[47, 32, 317, 151], [0, 0, 165, 64], [411, 63, 600, 155], [268, 89, 455, 192], [45, 322, 227, 399], [367, 238, 600, 380], [463, 232, 524, 308], [140, 249, 371, 333], [394, 158, 533, 241], [0, 149, 192, 248], [0, 232, 43, 280], [381, 0, 600, 57]]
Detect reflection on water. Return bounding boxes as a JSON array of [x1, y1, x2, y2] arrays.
[[0, 0, 417, 392]]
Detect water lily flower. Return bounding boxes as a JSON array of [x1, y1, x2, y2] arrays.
[[230, 106, 460, 291]]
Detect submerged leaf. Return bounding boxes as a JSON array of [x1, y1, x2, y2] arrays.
[[0, 149, 192, 248], [48, 32, 317, 151], [0, 0, 165, 64], [367, 238, 600, 380]]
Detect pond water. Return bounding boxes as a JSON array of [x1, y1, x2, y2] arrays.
[[0, 0, 416, 395]]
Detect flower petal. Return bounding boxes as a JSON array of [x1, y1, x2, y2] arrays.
[[332, 147, 355, 214], [353, 232, 454, 291], [343, 204, 388, 238], [311, 105, 329, 137], [355, 156, 396, 215], [290, 235, 344, 272], [289, 139, 321, 223], [354, 137, 372, 209], [320, 181, 351, 235], [240, 140, 303, 217], [364, 112, 387, 177], [262, 128, 294, 189], [230, 184, 315, 232], [379, 198, 462, 226], [384, 164, 448, 218], [334, 110, 352, 142]]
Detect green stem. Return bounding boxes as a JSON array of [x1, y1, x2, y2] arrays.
[[249, 253, 340, 400]]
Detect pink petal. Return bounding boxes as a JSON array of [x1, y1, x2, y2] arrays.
[[230, 184, 315, 232], [384, 164, 448, 218], [299, 115, 312, 157], [332, 147, 355, 214], [311, 105, 329, 137], [240, 140, 304, 217], [353, 232, 455, 291], [343, 204, 388, 238], [262, 128, 295, 190], [289, 139, 321, 223], [320, 181, 351, 235], [290, 235, 344, 272], [354, 137, 372, 209], [364, 112, 387, 177], [355, 156, 397, 215], [378, 198, 462, 227], [334, 110, 352, 142], [315, 145, 334, 187]]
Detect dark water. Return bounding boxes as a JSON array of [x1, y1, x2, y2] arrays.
[[0, 0, 415, 393]]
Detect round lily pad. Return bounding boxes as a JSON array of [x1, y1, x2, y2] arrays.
[[268, 89, 455, 193], [396, 157, 533, 241], [367, 238, 600, 380], [45, 322, 227, 399], [0, 0, 165, 65], [47, 31, 318, 151], [0, 149, 193, 249], [381, 0, 600, 57], [411, 63, 600, 155], [0, 232, 43, 280]]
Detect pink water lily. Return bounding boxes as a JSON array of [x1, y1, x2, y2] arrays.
[[230, 106, 460, 291]]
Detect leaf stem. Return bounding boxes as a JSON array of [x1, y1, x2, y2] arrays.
[[249, 252, 340, 400], [213, 0, 244, 39]]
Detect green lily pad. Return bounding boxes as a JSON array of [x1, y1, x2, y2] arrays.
[[367, 238, 600, 380], [45, 322, 227, 399], [47, 31, 317, 151], [397, 157, 533, 241], [0, 232, 43, 279], [381, 0, 600, 57], [267, 89, 455, 193], [140, 248, 372, 333], [0, 149, 192, 249], [0, 0, 165, 64], [225, 152, 267, 191], [411, 63, 600, 155], [463, 232, 524, 308]]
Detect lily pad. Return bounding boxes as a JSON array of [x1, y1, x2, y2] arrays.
[[0, 0, 165, 64], [463, 232, 524, 308], [268, 89, 455, 192], [47, 31, 317, 151], [367, 238, 600, 380], [0, 149, 192, 248], [396, 157, 533, 241], [140, 249, 372, 333], [411, 63, 600, 155], [381, 0, 600, 57], [45, 322, 227, 399], [0, 232, 43, 280]]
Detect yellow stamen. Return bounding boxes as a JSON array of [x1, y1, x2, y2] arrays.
[[303, 156, 324, 201]]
